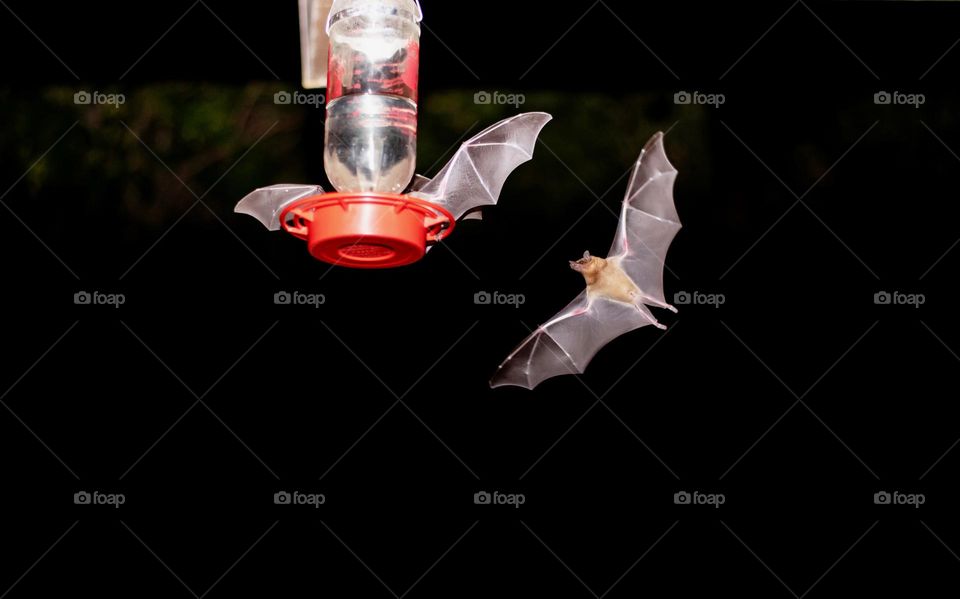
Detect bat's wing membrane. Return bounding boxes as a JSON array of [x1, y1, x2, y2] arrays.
[[489, 291, 658, 389], [407, 174, 432, 192], [409, 112, 552, 220], [490, 133, 681, 391], [607, 133, 682, 311], [235, 184, 324, 231], [235, 113, 551, 229], [409, 174, 481, 221]]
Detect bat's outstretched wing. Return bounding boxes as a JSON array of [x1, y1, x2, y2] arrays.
[[409, 112, 552, 220], [235, 184, 324, 231], [607, 132, 682, 311], [489, 291, 660, 389]]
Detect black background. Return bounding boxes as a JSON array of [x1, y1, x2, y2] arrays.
[[1, 0, 959, 596]]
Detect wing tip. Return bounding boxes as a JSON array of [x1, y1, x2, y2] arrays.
[[234, 194, 265, 220], [488, 360, 534, 390], [616, 130, 681, 228], [234, 183, 324, 231], [489, 379, 533, 390], [642, 131, 677, 174], [514, 110, 553, 121], [531, 111, 553, 131], [489, 369, 535, 390], [234, 193, 260, 214], [234, 195, 278, 231], [509, 111, 553, 135], [645, 131, 665, 149]]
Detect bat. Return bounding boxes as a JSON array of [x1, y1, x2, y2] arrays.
[[235, 184, 324, 231], [407, 112, 552, 221], [489, 132, 681, 390], [234, 112, 552, 233]]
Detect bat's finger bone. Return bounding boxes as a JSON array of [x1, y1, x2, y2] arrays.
[[638, 293, 676, 313]]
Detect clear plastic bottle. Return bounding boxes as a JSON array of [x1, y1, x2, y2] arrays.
[[324, 0, 422, 194]]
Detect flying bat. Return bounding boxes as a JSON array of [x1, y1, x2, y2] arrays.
[[234, 112, 552, 266], [405, 112, 552, 221], [490, 132, 681, 390]]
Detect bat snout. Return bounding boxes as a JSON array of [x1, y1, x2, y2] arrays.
[[570, 251, 592, 272]]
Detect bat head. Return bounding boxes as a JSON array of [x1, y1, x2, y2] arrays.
[[569, 251, 605, 283]]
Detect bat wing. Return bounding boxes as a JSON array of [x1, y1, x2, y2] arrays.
[[409, 112, 552, 220], [607, 132, 682, 311], [407, 174, 431, 192], [489, 291, 660, 389], [235, 184, 324, 231]]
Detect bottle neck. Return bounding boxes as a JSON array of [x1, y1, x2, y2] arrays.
[[327, 6, 421, 32]]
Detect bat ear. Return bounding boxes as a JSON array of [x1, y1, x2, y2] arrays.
[[583, 251, 591, 259]]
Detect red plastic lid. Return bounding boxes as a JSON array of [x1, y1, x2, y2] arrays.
[[279, 192, 455, 268]]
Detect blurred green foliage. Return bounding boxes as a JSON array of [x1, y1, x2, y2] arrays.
[[0, 84, 711, 234]]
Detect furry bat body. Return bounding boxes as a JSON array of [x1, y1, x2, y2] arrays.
[[570, 253, 672, 328], [490, 132, 681, 390]]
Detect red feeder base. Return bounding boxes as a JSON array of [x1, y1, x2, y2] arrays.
[[279, 192, 455, 269]]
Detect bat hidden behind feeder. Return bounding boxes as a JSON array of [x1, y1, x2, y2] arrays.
[[490, 132, 682, 390], [236, 0, 552, 268]]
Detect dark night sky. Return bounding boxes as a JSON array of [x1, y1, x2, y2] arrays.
[[1, 1, 960, 596]]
